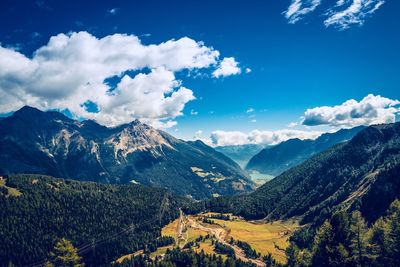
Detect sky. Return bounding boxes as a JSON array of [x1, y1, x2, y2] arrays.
[[0, 0, 399, 146]]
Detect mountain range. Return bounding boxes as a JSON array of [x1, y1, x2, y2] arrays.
[[195, 122, 400, 225], [0, 106, 255, 199], [245, 126, 366, 176]]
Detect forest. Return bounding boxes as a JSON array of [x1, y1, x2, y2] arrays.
[[0, 174, 184, 266], [286, 199, 400, 267]]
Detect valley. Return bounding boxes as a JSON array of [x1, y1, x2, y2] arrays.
[[0, 113, 399, 267], [1, 1, 398, 266], [248, 171, 275, 187], [116, 210, 299, 266]]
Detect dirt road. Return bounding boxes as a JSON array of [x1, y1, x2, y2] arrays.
[[187, 216, 266, 267], [176, 209, 188, 248]]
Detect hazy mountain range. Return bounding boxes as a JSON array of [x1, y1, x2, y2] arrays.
[[214, 144, 266, 168]]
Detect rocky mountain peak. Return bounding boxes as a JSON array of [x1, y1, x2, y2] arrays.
[[0, 107, 254, 199]]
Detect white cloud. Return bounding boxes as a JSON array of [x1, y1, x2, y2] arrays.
[[208, 129, 322, 146], [283, 0, 384, 29], [246, 107, 255, 113], [284, 0, 321, 24], [251, 119, 257, 123], [245, 68, 252, 73], [190, 109, 198, 115], [213, 57, 241, 78], [302, 94, 400, 127], [0, 31, 238, 128], [108, 8, 119, 15], [324, 0, 385, 30]]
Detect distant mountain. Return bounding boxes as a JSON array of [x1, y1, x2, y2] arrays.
[[245, 126, 365, 176], [0, 106, 255, 199], [214, 144, 265, 168], [0, 174, 184, 266], [197, 123, 400, 225]]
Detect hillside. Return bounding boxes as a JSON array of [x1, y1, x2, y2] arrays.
[[0, 174, 185, 266], [195, 123, 400, 225], [246, 126, 365, 176], [0, 106, 255, 199]]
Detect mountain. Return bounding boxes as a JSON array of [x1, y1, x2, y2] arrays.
[[195, 123, 400, 225], [214, 144, 266, 168], [245, 126, 366, 176], [0, 106, 255, 199], [0, 173, 184, 266]]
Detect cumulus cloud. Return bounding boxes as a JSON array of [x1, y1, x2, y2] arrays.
[[245, 68, 252, 74], [284, 0, 321, 24], [213, 57, 241, 78], [324, 0, 385, 30], [302, 94, 400, 127], [0, 31, 238, 127], [208, 129, 322, 146]]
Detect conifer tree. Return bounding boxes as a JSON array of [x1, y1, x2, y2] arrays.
[[46, 238, 84, 267], [348, 211, 369, 266]]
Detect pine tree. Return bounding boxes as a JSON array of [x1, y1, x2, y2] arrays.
[[369, 217, 389, 264], [46, 238, 84, 267], [311, 220, 349, 267], [386, 199, 400, 266], [286, 243, 310, 267], [348, 211, 369, 266]]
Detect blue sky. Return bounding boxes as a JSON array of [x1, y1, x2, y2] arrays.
[[0, 0, 399, 145]]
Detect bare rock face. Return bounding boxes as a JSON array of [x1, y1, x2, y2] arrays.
[[0, 106, 255, 199]]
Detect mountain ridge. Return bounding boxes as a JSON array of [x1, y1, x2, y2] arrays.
[[0, 106, 255, 199], [245, 126, 366, 176], [191, 122, 400, 226]]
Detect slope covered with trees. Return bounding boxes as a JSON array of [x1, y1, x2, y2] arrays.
[[114, 248, 257, 267], [191, 123, 400, 226], [0, 174, 184, 266], [287, 199, 400, 267]]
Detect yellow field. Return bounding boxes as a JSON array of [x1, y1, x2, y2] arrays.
[[193, 239, 228, 260], [212, 218, 298, 263], [162, 217, 209, 247], [143, 212, 299, 265], [194, 239, 214, 255], [0, 178, 22, 197], [162, 220, 227, 260], [150, 245, 174, 258], [186, 226, 208, 242], [114, 249, 144, 264], [161, 218, 179, 240]]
